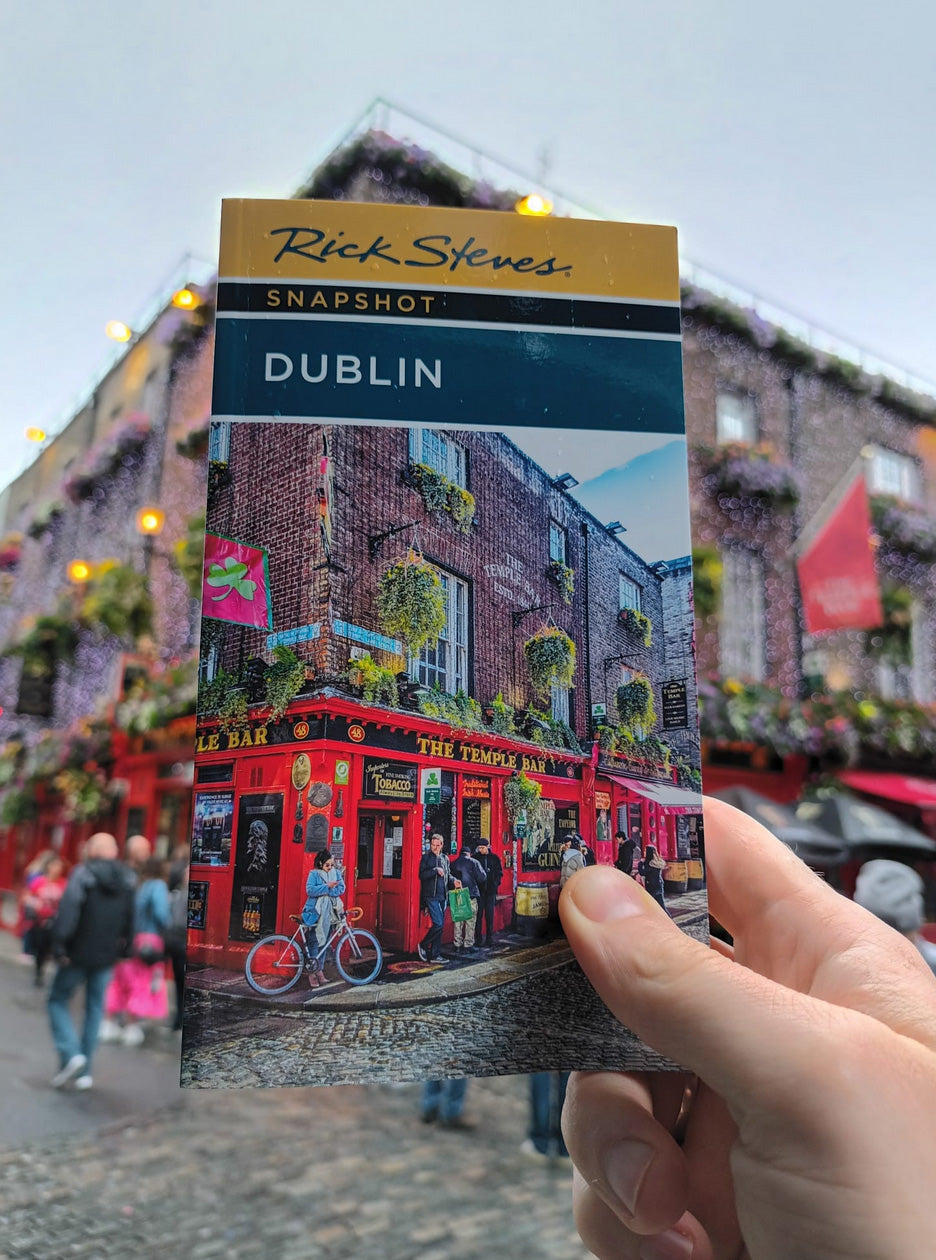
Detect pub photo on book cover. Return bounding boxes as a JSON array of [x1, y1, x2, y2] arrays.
[[180, 200, 707, 1088]]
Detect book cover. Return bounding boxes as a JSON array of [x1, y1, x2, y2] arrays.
[[181, 199, 706, 1088]]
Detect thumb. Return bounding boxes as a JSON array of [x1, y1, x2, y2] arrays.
[[560, 867, 829, 1119]]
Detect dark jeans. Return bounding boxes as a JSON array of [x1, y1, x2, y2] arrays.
[[47, 963, 113, 1071], [529, 1072, 570, 1157], [475, 895, 496, 943], [420, 898, 446, 959], [33, 924, 54, 983], [168, 948, 186, 1030], [422, 1077, 467, 1121]]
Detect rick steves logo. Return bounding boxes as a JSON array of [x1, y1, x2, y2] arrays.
[[269, 227, 574, 279]]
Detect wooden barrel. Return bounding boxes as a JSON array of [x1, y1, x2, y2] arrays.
[[515, 882, 550, 937], [686, 858, 705, 891], [663, 860, 688, 895]]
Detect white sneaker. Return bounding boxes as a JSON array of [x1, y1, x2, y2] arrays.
[[98, 1019, 123, 1043], [122, 1023, 145, 1047], [73, 1075, 93, 1091], [51, 1054, 87, 1088]]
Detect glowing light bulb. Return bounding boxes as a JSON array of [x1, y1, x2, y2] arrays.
[[24, 426, 46, 443], [171, 288, 198, 309], [67, 559, 91, 584], [105, 320, 133, 343], [136, 506, 165, 536], [515, 194, 554, 217]]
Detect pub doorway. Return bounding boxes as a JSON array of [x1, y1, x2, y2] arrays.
[[353, 809, 411, 951]]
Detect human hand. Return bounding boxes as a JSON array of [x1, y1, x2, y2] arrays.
[[559, 796, 936, 1260], [453, 879, 463, 889]]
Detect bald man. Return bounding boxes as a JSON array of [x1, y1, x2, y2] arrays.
[[48, 832, 135, 1091], [125, 834, 152, 876]]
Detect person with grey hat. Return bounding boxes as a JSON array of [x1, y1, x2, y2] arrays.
[[854, 859, 936, 975]]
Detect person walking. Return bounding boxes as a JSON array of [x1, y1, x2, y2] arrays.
[[164, 852, 190, 1031], [854, 859, 936, 975], [450, 843, 486, 953], [559, 835, 586, 889], [522, 1072, 571, 1164], [100, 856, 170, 1046], [29, 855, 69, 987], [613, 830, 636, 877], [18, 849, 56, 961], [637, 842, 667, 913], [416, 833, 461, 963], [124, 833, 152, 878], [47, 832, 135, 1090], [421, 1077, 472, 1129], [473, 838, 503, 947]]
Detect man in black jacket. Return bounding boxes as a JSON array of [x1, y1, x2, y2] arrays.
[[416, 833, 460, 963], [473, 839, 503, 948], [47, 832, 135, 1090], [450, 843, 486, 953]]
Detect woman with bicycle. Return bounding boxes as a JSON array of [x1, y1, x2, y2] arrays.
[[301, 849, 345, 988]]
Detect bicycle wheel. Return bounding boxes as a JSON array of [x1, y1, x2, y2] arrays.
[[333, 929, 383, 986], [245, 934, 305, 994]]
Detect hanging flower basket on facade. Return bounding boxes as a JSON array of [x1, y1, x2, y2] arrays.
[[79, 561, 153, 644], [26, 501, 64, 541], [617, 675, 657, 738], [377, 552, 447, 652], [0, 533, 23, 572], [405, 463, 476, 534], [503, 769, 543, 821], [870, 496, 936, 564], [547, 559, 575, 604], [700, 443, 800, 512], [690, 546, 723, 620], [523, 626, 576, 698]]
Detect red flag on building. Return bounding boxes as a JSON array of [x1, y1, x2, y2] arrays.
[[797, 473, 883, 634]]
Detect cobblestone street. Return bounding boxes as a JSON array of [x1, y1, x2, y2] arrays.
[[0, 1076, 590, 1260]]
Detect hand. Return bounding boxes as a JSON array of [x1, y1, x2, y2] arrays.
[[559, 797, 936, 1260], [453, 880, 463, 889]]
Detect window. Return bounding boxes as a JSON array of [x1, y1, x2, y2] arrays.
[[867, 445, 920, 503], [409, 428, 466, 488], [549, 520, 567, 564], [410, 568, 469, 694], [619, 664, 638, 687], [208, 420, 231, 464], [550, 684, 570, 725], [719, 548, 766, 681], [716, 391, 757, 445], [619, 575, 640, 612]]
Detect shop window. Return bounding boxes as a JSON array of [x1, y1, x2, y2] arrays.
[[719, 547, 765, 681], [867, 444, 920, 503], [423, 770, 457, 854], [716, 390, 757, 445], [196, 762, 234, 785], [549, 520, 567, 564], [619, 575, 641, 612], [410, 568, 469, 695], [357, 816, 376, 879], [208, 419, 231, 464], [408, 428, 467, 488]]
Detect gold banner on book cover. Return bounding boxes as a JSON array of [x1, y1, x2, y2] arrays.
[[218, 199, 679, 300]]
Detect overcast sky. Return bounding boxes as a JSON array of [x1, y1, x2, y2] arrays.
[[2, 0, 934, 492]]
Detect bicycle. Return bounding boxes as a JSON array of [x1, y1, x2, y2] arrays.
[[244, 905, 383, 995]]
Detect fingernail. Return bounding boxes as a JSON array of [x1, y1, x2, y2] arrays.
[[638, 1228, 694, 1260], [604, 1138, 655, 1216], [568, 867, 648, 922]]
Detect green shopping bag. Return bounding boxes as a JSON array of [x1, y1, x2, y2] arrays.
[[448, 887, 474, 922]]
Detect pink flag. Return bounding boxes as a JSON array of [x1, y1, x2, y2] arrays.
[[202, 533, 273, 629]]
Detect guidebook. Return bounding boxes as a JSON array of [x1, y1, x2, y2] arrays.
[[181, 199, 706, 1089]]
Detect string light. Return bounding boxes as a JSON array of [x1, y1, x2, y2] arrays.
[[105, 320, 133, 343], [515, 193, 554, 217], [67, 559, 91, 584], [136, 506, 165, 536], [171, 288, 198, 310]]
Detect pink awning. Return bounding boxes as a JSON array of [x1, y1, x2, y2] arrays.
[[838, 771, 936, 809], [606, 775, 703, 815]]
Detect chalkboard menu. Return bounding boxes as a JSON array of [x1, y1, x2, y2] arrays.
[[661, 679, 689, 730]]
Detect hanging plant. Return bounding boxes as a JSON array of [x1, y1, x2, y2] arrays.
[[488, 692, 516, 735], [6, 612, 80, 676], [619, 606, 653, 646], [0, 785, 38, 826], [53, 767, 115, 823], [864, 584, 913, 665], [347, 653, 400, 707], [407, 464, 476, 534], [377, 552, 447, 652], [503, 769, 542, 821], [173, 511, 207, 598], [700, 442, 800, 512], [0, 533, 23, 572], [217, 688, 249, 733], [870, 497, 936, 564], [524, 627, 576, 698], [547, 560, 575, 604], [691, 546, 723, 620], [197, 666, 238, 716], [617, 676, 657, 738], [79, 561, 153, 644], [264, 645, 306, 721]]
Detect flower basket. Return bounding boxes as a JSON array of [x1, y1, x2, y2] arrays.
[[79, 561, 153, 644], [701, 443, 800, 512], [870, 497, 936, 564], [405, 463, 476, 534], [176, 424, 211, 460], [617, 676, 657, 738], [377, 552, 447, 652], [547, 560, 575, 604], [0, 533, 23, 572], [523, 626, 575, 698], [690, 546, 723, 620], [619, 606, 652, 646], [503, 769, 542, 821]]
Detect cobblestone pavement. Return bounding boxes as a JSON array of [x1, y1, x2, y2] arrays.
[[0, 1076, 590, 1260], [182, 958, 681, 1088]]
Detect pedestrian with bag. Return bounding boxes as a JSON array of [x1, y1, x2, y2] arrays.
[[100, 856, 170, 1046], [637, 842, 667, 914], [47, 832, 135, 1091], [416, 833, 461, 963], [473, 838, 503, 948], [449, 842, 486, 953]]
